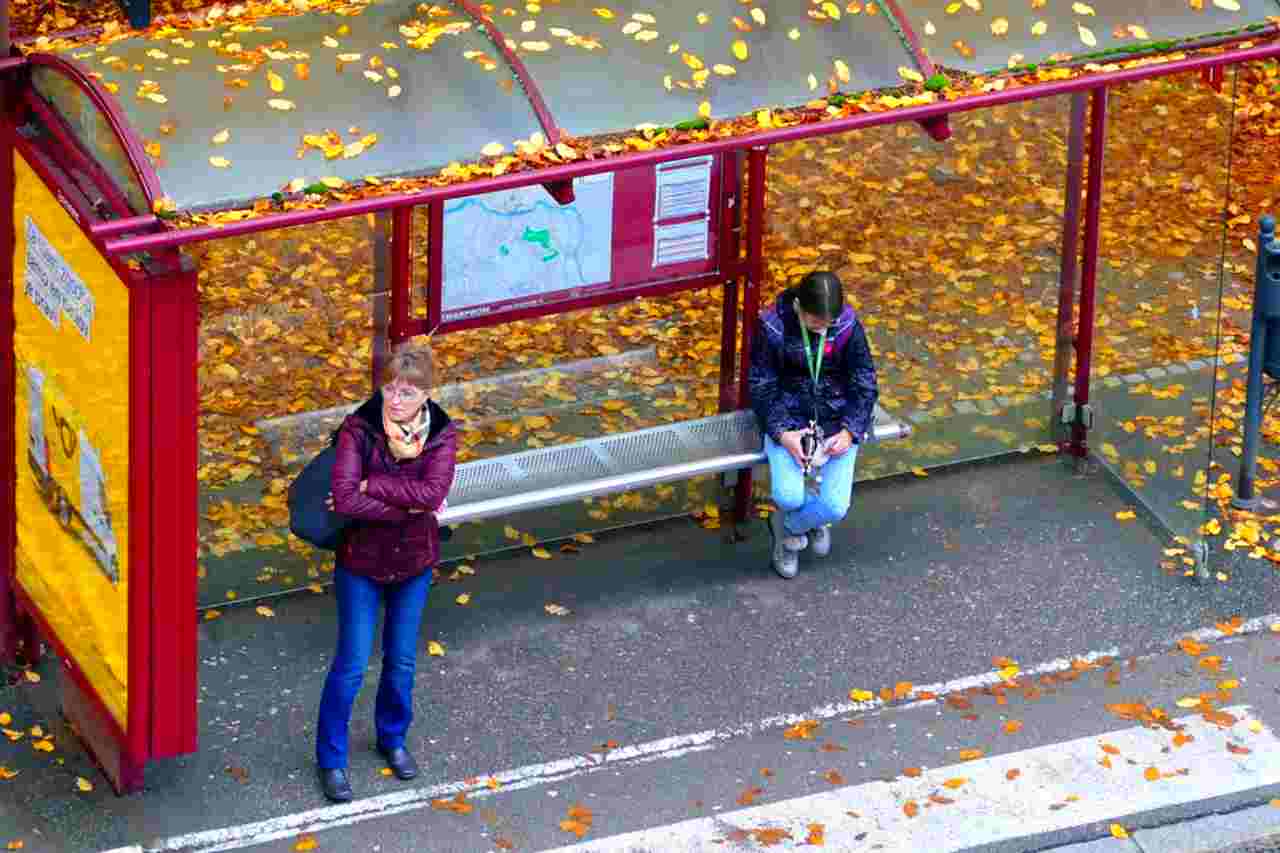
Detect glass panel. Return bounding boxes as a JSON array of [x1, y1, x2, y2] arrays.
[[765, 96, 1072, 482], [29, 64, 150, 215], [900, 0, 1279, 76], [55, 0, 541, 211], [499, 0, 916, 136], [193, 219, 376, 606], [1088, 71, 1236, 574]]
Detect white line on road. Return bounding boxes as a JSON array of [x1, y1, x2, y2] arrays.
[[542, 705, 1280, 853], [135, 613, 1280, 853]]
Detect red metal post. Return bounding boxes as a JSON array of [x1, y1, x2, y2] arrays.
[[718, 151, 743, 413], [1070, 88, 1108, 458], [735, 147, 768, 522], [426, 201, 443, 335], [390, 206, 412, 344], [1053, 93, 1088, 447], [142, 255, 198, 759], [0, 119, 16, 664]]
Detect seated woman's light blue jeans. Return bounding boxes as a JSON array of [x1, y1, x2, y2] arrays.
[[316, 566, 432, 770], [764, 435, 859, 537]]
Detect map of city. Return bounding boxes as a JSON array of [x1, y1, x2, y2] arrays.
[[442, 174, 615, 317]]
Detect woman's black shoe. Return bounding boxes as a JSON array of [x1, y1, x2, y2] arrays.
[[319, 767, 353, 802], [378, 745, 419, 780]]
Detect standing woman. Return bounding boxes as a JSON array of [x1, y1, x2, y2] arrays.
[[317, 339, 456, 802], [748, 271, 878, 579]]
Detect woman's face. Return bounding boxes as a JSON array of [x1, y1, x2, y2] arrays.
[[382, 380, 428, 421]]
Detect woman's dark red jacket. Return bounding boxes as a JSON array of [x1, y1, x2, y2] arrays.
[[330, 392, 457, 583]]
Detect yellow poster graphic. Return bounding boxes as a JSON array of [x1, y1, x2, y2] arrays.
[[12, 151, 130, 727]]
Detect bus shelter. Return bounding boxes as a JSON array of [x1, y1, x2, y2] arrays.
[[2, 0, 1279, 793]]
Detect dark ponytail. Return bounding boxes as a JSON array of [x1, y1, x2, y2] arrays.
[[794, 271, 845, 321]]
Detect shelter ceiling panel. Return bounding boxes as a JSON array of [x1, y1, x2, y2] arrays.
[[899, 0, 1280, 74], [498, 0, 916, 138], [53, 0, 543, 212]]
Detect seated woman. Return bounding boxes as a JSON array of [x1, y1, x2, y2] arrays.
[[317, 339, 457, 802], [747, 271, 879, 579]]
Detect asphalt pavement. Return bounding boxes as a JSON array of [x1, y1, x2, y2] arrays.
[[2, 453, 1279, 852]]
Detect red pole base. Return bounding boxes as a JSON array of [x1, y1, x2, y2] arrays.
[[61, 675, 145, 795], [734, 469, 754, 524]]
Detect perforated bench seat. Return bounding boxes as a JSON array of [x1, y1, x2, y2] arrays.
[[436, 405, 910, 526]]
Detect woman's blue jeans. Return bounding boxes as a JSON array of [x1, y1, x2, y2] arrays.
[[764, 435, 859, 536], [316, 566, 432, 770]]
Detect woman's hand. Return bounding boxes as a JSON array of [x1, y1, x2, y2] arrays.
[[826, 429, 855, 457], [779, 430, 809, 466], [326, 480, 367, 510]]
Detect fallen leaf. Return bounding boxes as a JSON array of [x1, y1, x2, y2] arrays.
[[545, 603, 571, 616], [1003, 720, 1023, 734], [532, 547, 552, 560], [943, 777, 967, 789], [267, 98, 296, 111], [293, 836, 318, 852], [427, 641, 445, 656], [75, 777, 93, 792], [1111, 824, 1129, 839], [903, 800, 920, 818], [849, 689, 874, 702], [1227, 743, 1252, 755], [958, 749, 983, 760], [455, 593, 471, 606], [822, 770, 845, 785], [1144, 766, 1160, 781], [1006, 768, 1021, 780]]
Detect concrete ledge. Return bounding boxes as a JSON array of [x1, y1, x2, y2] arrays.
[[1132, 804, 1280, 852]]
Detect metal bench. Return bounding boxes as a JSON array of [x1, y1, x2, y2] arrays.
[[437, 406, 911, 526]]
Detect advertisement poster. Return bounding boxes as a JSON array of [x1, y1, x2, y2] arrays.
[[12, 151, 130, 726]]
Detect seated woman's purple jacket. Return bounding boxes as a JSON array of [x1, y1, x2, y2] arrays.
[[331, 391, 457, 584]]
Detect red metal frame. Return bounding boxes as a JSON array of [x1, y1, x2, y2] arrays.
[[1053, 92, 1088, 448], [102, 37, 1280, 258], [425, 200, 443, 335], [734, 147, 768, 522], [0, 118, 16, 664], [1070, 88, 1108, 459], [389, 206, 412, 344], [25, 54, 162, 211], [453, 0, 561, 146], [717, 151, 743, 414], [142, 254, 198, 758]]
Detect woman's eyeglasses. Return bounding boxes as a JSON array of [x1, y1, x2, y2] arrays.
[[382, 384, 426, 402]]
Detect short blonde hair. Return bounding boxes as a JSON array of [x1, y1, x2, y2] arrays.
[[380, 338, 435, 391]]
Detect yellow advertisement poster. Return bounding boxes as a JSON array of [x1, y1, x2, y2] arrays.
[[12, 151, 130, 727]]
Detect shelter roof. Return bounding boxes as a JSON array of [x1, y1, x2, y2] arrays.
[[22, 0, 1280, 224]]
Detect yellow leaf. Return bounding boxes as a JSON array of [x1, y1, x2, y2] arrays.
[[209, 156, 232, 169], [990, 16, 1009, 35], [455, 593, 471, 606], [751, 8, 766, 25], [592, 7, 615, 19], [532, 547, 553, 560], [75, 777, 93, 792], [997, 664, 1019, 681], [732, 40, 748, 61], [849, 253, 876, 264], [943, 777, 967, 789], [0, 714, 9, 727], [898, 66, 924, 83], [294, 835, 319, 852], [32, 739, 54, 753], [1213, 0, 1241, 9], [1175, 697, 1201, 708], [319, 176, 346, 189], [481, 142, 505, 157], [388, 85, 402, 98], [573, 533, 594, 544], [256, 606, 275, 618], [911, 467, 928, 477], [268, 70, 285, 92], [212, 129, 231, 145], [1115, 510, 1136, 521], [1111, 824, 1129, 839], [1077, 24, 1096, 47], [849, 689, 875, 702], [0, 767, 18, 780], [21, 672, 39, 684], [834, 59, 851, 84], [1248, 720, 1264, 733], [268, 98, 296, 111], [698, 100, 712, 119], [427, 641, 445, 656]]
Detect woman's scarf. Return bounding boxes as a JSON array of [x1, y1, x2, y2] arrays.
[[382, 402, 432, 461]]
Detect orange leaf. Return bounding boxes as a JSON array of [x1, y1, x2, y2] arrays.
[[1144, 766, 1160, 781], [903, 800, 920, 818], [943, 777, 967, 789], [1003, 720, 1023, 734], [1006, 768, 1021, 781], [822, 770, 845, 785], [958, 749, 983, 760], [1100, 743, 1121, 755], [737, 785, 764, 806], [904, 767, 922, 778], [1173, 732, 1194, 748]]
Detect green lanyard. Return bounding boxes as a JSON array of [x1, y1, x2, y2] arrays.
[[798, 321, 827, 388]]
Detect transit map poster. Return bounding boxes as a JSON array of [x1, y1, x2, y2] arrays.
[[12, 151, 130, 728], [441, 154, 722, 323]]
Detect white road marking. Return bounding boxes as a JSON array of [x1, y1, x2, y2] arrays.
[[132, 613, 1280, 853], [542, 705, 1280, 852]]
